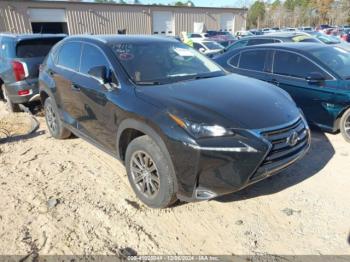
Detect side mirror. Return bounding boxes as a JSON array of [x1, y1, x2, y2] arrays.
[[88, 66, 109, 84], [306, 72, 325, 85], [198, 48, 206, 53]]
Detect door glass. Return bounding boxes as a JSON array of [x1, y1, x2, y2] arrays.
[[239, 50, 269, 72], [229, 54, 240, 67], [80, 44, 110, 75], [274, 51, 327, 79], [193, 43, 203, 51], [247, 38, 275, 46], [57, 42, 81, 71]]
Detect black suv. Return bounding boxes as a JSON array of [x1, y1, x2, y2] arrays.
[[0, 34, 65, 112], [39, 35, 310, 208]]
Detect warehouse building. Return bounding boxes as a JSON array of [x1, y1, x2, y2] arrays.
[[0, 0, 247, 36]]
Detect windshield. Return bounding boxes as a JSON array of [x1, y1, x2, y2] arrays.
[[108, 42, 224, 85], [314, 33, 341, 44], [202, 41, 224, 50], [310, 46, 350, 79]]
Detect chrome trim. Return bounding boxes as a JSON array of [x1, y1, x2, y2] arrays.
[[251, 116, 302, 135], [185, 141, 258, 153]]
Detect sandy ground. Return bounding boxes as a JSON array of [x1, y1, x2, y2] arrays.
[[0, 101, 349, 256]]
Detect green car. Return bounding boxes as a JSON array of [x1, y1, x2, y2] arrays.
[[214, 43, 350, 142]]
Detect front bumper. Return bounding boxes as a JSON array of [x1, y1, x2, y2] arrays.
[[169, 117, 311, 202], [5, 79, 40, 104]]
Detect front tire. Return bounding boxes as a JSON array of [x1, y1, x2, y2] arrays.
[[340, 108, 350, 143], [44, 97, 71, 139], [125, 135, 177, 208], [1, 85, 20, 113]]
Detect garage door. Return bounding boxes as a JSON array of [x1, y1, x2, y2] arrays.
[[28, 9, 68, 34], [153, 11, 174, 36], [28, 9, 66, 23], [220, 13, 234, 33]]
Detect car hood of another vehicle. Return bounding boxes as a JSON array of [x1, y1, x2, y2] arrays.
[[135, 74, 301, 130]]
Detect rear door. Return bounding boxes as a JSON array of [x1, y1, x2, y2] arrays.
[[53, 41, 83, 128], [230, 49, 273, 81], [272, 50, 339, 128]]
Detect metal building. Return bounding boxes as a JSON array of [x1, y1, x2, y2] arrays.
[[0, 0, 247, 36]]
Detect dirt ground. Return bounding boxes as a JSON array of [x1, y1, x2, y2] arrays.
[[0, 101, 349, 256]]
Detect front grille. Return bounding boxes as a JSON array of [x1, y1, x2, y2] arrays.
[[251, 118, 309, 181]]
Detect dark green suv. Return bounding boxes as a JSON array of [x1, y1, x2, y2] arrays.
[[215, 43, 350, 142]]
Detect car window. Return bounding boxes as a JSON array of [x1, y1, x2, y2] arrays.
[[310, 46, 350, 79], [191, 34, 202, 38], [247, 38, 276, 46], [16, 38, 63, 58], [193, 43, 204, 51], [239, 50, 270, 72], [229, 54, 240, 67], [227, 39, 248, 51], [80, 44, 110, 75], [57, 42, 81, 71], [273, 51, 327, 79], [108, 42, 224, 85]]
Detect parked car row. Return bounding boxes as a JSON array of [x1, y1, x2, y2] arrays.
[[0, 32, 349, 209]]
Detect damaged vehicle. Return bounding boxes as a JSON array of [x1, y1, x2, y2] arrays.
[[0, 34, 65, 112], [39, 35, 310, 208]]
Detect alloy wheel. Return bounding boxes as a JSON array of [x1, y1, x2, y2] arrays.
[[345, 115, 350, 138], [130, 150, 160, 199], [45, 103, 58, 134]]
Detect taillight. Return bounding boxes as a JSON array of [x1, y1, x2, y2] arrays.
[[18, 90, 30, 96], [12, 61, 27, 82]]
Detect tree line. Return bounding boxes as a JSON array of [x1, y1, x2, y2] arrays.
[[247, 0, 350, 29]]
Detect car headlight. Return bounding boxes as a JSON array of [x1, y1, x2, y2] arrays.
[[169, 113, 234, 138]]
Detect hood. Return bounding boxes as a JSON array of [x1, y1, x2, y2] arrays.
[[135, 74, 300, 130], [335, 42, 350, 52]]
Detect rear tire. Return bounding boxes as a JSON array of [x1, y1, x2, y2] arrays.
[[44, 97, 71, 139], [1, 85, 20, 113], [340, 108, 350, 143], [125, 135, 177, 208]]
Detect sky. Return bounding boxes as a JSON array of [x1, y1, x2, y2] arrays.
[[83, 0, 254, 8], [139, 0, 252, 8]]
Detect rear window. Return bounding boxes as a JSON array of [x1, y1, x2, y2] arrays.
[[16, 38, 63, 58]]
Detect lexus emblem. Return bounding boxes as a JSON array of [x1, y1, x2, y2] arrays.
[[287, 131, 299, 147]]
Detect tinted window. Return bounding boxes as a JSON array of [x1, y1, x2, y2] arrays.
[[239, 50, 269, 72], [57, 42, 81, 71], [274, 51, 326, 79], [80, 44, 110, 75], [247, 38, 276, 46], [310, 46, 350, 79], [229, 54, 240, 67], [226, 39, 248, 51], [193, 43, 204, 51], [190, 34, 202, 38], [16, 38, 63, 58]]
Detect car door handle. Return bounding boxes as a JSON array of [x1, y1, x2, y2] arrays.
[[71, 83, 81, 92]]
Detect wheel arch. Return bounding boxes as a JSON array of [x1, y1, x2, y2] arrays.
[[116, 118, 178, 191], [335, 106, 350, 131]]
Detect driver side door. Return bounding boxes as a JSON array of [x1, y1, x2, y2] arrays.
[[74, 43, 119, 151], [271, 50, 340, 129]]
